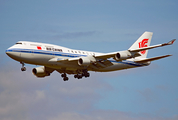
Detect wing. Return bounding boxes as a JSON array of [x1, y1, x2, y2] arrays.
[[48, 39, 175, 69], [49, 55, 114, 69], [129, 39, 176, 52], [92, 39, 176, 60]]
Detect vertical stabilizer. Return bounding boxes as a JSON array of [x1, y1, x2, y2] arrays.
[[129, 31, 153, 58]]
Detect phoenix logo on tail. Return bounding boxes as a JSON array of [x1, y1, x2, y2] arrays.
[[138, 39, 148, 54]]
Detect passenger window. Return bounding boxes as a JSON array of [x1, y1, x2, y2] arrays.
[[16, 42, 22, 44]]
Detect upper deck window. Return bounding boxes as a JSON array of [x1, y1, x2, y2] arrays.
[[16, 42, 22, 44], [31, 44, 41, 46]]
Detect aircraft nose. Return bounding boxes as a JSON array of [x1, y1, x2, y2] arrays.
[[6, 49, 13, 57], [6, 49, 10, 56], [5, 49, 21, 61]]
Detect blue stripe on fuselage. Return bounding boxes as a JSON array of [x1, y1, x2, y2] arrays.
[[6, 48, 145, 67]]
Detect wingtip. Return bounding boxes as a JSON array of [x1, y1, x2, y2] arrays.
[[162, 39, 176, 46], [168, 39, 176, 45], [167, 54, 172, 57]]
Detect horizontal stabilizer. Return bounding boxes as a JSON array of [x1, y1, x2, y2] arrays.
[[134, 55, 172, 63]]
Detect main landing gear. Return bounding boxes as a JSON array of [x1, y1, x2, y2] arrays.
[[61, 73, 69, 81], [74, 70, 90, 79], [61, 70, 90, 81], [20, 62, 26, 71]]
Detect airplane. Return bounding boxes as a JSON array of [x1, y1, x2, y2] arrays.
[[6, 31, 175, 81]]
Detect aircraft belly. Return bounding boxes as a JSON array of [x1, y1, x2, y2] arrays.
[[20, 53, 81, 69], [46, 62, 81, 70], [20, 53, 51, 64]]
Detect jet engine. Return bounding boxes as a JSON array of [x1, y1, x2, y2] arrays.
[[115, 51, 132, 61], [78, 56, 96, 66], [32, 66, 50, 78]]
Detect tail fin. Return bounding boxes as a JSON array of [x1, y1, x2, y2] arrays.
[[129, 31, 153, 58]]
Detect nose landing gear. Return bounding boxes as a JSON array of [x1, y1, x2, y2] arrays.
[[20, 62, 26, 71]]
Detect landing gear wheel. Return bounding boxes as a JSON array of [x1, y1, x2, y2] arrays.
[[63, 77, 69, 81], [61, 73, 66, 78], [84, 73, 90, 77], [77, 75, 83, 79], [21, 67, 26, 71], [74, 74, 78, 78]]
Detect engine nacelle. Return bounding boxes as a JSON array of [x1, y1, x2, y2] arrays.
[[78, 56, 96, 66], [115, 51, 131, 61], [78, 57, 91, 66], [32, 66, 50, 78]]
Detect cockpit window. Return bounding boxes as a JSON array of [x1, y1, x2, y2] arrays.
[[16, 42, 22, 44]]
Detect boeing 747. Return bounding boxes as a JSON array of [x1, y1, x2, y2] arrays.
[[6, 32, 175, 81]]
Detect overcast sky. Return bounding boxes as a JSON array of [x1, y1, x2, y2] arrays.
[[0, 0, 178, 120]]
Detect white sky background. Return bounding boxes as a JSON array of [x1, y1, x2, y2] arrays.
[[0, 0, 178, 120]]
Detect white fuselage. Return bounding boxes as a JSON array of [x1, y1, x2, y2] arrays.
[[5, 32, 174, 80], [6, 41, 147, 73]]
